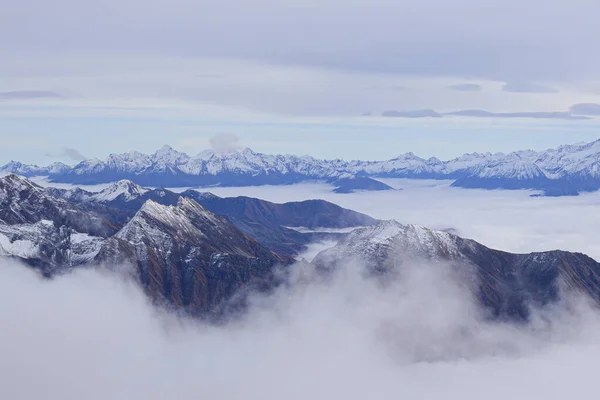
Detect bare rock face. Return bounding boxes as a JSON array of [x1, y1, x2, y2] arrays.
[[112, 198, 291, 315], [0, 174, 117, 236], [0, 176, 375, 317], [0, 220, 104, 276], [0, 176, 293, 316]]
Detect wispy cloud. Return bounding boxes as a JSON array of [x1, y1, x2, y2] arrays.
[[45, 147, 87, 161], [380, 108, 589, 120], [570, 103, 600, 116], [381, 109, 441, 118], [364, 85, 410, 92], [447, 83, 482, 92], [502, 82, 559, 94], [446, 109, 588, 120], [209, 133, 241, 154], [0, 90, 61, 100]]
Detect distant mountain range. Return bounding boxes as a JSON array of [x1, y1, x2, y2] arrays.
[[2, 174, 600, 320], [4, 139, 600, 196]]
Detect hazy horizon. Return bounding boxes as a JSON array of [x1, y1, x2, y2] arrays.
[[3, 0, 600, 163]]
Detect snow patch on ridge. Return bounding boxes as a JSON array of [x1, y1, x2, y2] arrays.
[[92, 180, 149, 202]]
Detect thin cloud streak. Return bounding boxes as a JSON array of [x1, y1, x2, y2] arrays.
[[0, 90, 61, 100], [45, 147, 88, 161], [448, 83, 482, 92], [502, 82, 559, 94], [380, 108, 592, 120], [570, 103, 600, 116]]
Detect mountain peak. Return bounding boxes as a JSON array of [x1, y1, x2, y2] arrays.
[[156, 144, 175, 153], [92, 180, 148, 202], [134, 197, 215, 227], [7, 139, 600, 196], [138, 198, 163, 214], [149, 146, 190, 172], [0, 175, 114, 235], [0, 173, 42, 191], [314, 219, 464, 269], [153, 145, 188, 161], [1, 160, 24, 168], [196, 149, 216, 160], [121, 197, 260, 257], [115, 179, 146, 190], [0, 161, 44, 175], [395, 152, 424, 161]]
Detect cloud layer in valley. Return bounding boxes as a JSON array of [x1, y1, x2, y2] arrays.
[[5, 177, 600, 399], [2, 254, 600, 400], [180, 180, 600, 260]]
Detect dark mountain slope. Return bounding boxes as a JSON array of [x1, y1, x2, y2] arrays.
[[48, 180, 378, 256], [112, 198, 292, 315], [314, 221, 600, 319], [0, 174, 117, 236]]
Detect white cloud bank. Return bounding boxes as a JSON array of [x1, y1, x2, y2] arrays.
[[2, 255, 600, 400]]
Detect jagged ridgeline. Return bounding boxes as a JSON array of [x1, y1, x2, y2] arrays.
[[0, 175, 377, 316], [5, 139, 600, 195], [2, 174, 600, 320]]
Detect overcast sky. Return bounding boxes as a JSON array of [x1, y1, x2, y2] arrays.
[[2, 0, 600, 163]]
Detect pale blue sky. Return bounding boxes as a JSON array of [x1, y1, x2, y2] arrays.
[[2, 108, 600, 164], [2, 0, 600, 164]]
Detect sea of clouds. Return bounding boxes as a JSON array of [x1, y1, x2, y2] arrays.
[[5, 179, 600, 399], [2, 253, 600, 400], [195, 179, 600, 260]]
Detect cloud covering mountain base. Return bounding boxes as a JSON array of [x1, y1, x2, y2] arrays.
[[2, 257, 600, 400]]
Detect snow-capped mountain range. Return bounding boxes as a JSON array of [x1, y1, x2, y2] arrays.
[[2, 174, 600, 320], [4, 139, 600, 195], [0, 174, 374, 314]]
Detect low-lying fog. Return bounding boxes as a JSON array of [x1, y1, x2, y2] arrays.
[[2, 257, 600, 400], [10, 178, 600, 399]]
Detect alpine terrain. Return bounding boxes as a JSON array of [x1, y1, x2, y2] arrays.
[[2, 174, 600, 320], [6, 139, 600, 195]]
